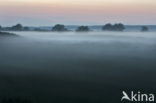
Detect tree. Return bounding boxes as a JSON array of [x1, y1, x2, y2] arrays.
[[141, 26, 148, 32], [11, 24, 23, 31], [102, 23, 113, 31], [76, 26, 90, 32], [113, 23, 125, 31], [102, 23, 125, 31], [52, 24, 68, 31]]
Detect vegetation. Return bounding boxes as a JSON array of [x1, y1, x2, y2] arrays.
[[11, 24, 23, 31], [1, 97, 32, 103], [52, 24, 68, 32], [141, 26, 148, 32], [76, 26, 90, 32], [102, 23, 112, 31], [0, 31, 17, 36], [0, 23, 151, 32], [102, 23, 125, 31]]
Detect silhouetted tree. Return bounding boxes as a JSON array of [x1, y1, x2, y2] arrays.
[[102, 23, 113, 31], [52, 24, 68, 31], [113, 23, 125, 31], [102, 23, 125, 31], [11, 24, 23, 31], [141, 26, 148, 32], [76, 26, 90, 32]]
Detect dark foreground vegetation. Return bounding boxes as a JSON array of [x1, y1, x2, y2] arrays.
[[0, 31, 17, 36], [0, 33, 156, 103], [1, 97, 32, 103]]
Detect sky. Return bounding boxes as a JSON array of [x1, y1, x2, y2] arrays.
[[0, 0, 156, 26]]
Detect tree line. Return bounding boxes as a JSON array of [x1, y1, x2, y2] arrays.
[[0, 23, 149, 32]]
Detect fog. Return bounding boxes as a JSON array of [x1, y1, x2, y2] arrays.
[[0, 32, 156, 103]]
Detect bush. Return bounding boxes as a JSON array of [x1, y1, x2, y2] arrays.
[[102, 23, 125, 31], [11, 24, 23, 31], [52, 24, 68, 32], [141, 26, 148, 32], [76, 26, 90, 32]]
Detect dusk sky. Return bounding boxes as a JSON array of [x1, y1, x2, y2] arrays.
[[0, 0, 156, 26]]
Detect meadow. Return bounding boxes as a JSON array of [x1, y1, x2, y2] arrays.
[[0, 31, 156, 103]]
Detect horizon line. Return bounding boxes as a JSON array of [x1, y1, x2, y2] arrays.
[[1, 24, 156, 27]]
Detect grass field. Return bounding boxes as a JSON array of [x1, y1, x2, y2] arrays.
[[0, 32, 156, 103]]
